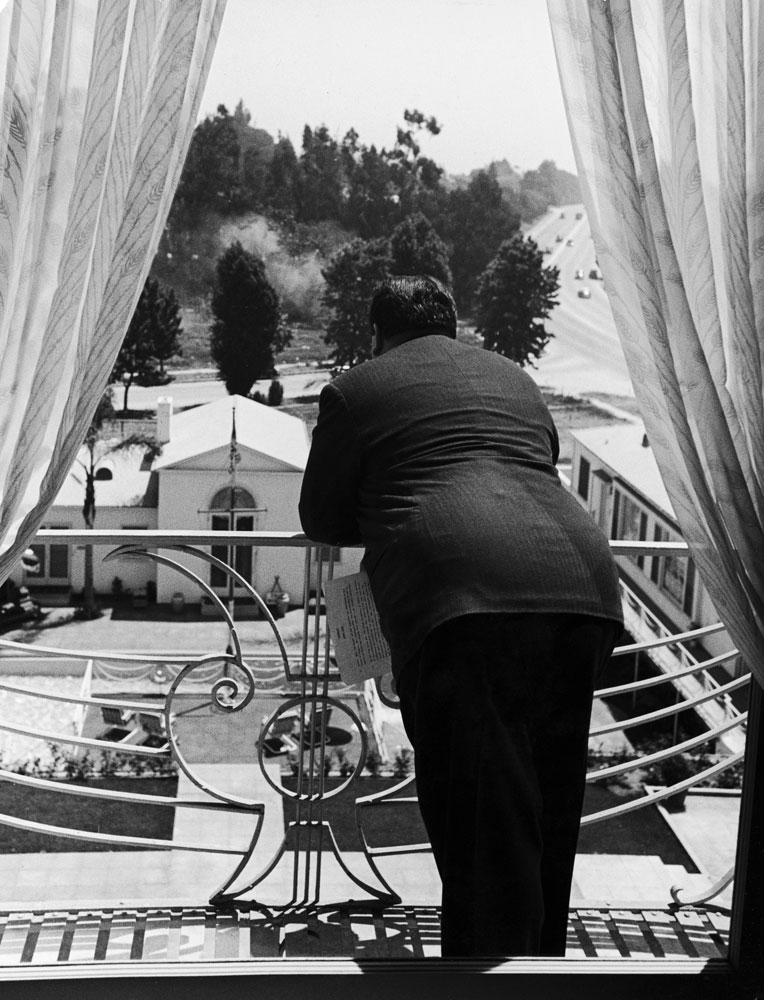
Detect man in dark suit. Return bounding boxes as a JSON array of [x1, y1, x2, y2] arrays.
[[299, 275, 623, 958]]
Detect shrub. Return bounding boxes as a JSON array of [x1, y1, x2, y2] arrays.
[[364, 747, 382, 777], [392, 747, 413, 779], [267, 379, 284, 406], [647, 752, 693, 788], [335, 747, 355, 778], [18, 744, 177, 780]]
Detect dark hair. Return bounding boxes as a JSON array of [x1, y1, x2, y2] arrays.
[[369, 275, 457, 342]]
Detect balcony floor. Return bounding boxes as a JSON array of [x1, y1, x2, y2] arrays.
[[0, 903, 729, 967]]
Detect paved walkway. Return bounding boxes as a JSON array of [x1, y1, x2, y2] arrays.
[[0, 607, 322, 657]]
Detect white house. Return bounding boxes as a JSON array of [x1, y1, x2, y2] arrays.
[[28, 395, 360, 612]]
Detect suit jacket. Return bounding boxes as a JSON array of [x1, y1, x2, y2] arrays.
[[299, 335, 623, 674]]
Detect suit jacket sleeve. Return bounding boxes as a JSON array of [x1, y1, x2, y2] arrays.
[[299, 381, 363, 545], [550, 419, 560, 466]]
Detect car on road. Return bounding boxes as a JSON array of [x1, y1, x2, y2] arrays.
[[574, 269, 584, 279], [555, 234, 563, 242], [567, 239, 574, 246], [560, 212, 565, 218], [578, 287, 591, 299], [589, 268, 601, 280], [544, 246, 553, 254], [575, 211, 583, 220]]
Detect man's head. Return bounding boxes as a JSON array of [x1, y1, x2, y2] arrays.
[[369, 275, 457, 356]]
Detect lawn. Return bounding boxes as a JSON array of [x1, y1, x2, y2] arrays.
[[579, 783, 699, 869], [281, 388, 628, 451], [281, 775, 697, 870], [0, 776, 177, 852], [173, 314, 485, 371], [282, 776, 428, 852]]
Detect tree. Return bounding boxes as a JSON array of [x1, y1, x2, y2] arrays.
[[170, 104, 242, 225], [111, 277, 183, 411], [76, 389, 161, 618], [210, 241, 289, 395], [299, 125, 344, 222], [265, 136, 302, 216], [341, 140, 399, 239], [474, 235, 559, 366], [438, 170, 520, 312], [389, 212, 452, 285], [519, 159, 581, 220], [232, 99, 274, 210], [321, 237, 392, 368], [387, 109, 444, 218]]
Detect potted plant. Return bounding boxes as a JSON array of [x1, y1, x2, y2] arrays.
[[655, 752, 693, 811]]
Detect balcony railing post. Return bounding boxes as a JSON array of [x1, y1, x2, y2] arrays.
[[728, 675, 764, 979]]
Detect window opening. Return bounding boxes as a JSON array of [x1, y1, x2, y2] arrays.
[[578, 456, 590, 501]]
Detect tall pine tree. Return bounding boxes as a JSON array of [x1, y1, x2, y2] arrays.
[[210, 242, 289, 395]]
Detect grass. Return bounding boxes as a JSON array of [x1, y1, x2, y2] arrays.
[[169, 312, 486, 372], [282, 776, 428, 851], [579, 783, 699, 869], [0, 776, 177, 852], [280, 387, 628, 451], [176, 305, 214, 368], [282, 775, 698, 869], [168, 308, 636, 455]]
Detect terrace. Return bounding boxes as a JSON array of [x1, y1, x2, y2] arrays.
[[0, 5, 763, 997], [0, 530, 760, 998]]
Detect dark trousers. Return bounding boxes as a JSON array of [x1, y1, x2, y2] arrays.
[[396, 612, 620, 958]]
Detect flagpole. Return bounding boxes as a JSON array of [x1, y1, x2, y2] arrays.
[[226, 404, 241, 666]]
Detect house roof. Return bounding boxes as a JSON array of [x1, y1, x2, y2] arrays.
[[52, 395, 311, 511], [53, 447, 155, 509], [153, 395, 310, 472], [571, 422, 675, 521]]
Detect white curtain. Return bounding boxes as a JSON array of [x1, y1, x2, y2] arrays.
[[547, 0, 764, 682], [0, 0, 226, 585]]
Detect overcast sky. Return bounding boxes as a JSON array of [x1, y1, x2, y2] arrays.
[[200, 0, 577, 177]]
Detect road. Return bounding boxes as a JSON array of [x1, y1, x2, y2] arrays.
[[123, 203, 634, 412], [525, 204, 634, 399], [120, 366, 332, 411]]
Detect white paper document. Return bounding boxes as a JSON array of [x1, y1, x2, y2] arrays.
[[323, 570, 392, 683]]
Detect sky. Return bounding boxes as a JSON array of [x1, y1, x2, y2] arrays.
[[200, 0, 577, 178]]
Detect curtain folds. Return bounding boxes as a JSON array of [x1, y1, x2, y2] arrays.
[[547, 0, 764, 682], [0, 0, 226, 586]]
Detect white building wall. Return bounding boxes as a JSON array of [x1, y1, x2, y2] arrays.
[[33, 505, 157, 597], [156, 465, 308, 605], [569, 438, 735, 667], [30, 420, 364, 610]]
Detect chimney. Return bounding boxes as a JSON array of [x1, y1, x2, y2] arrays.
[[156, 396, 173, 444]]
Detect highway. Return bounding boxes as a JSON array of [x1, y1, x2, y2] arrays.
[[123, 202, 634, 412], [525, 204, 634, 399]]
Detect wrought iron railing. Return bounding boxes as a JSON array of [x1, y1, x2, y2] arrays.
[[0, 532, 749, 918]]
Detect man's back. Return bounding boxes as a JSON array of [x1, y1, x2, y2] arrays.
[[300, 276, 624, 957], [300, 335, 622, 672]]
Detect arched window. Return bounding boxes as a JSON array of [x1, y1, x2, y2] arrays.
[[209, 486, 257, 588], [94, 467, 113, 481], [210, 486, 256, 511]]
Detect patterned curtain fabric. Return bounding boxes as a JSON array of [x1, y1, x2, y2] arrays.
[[547, 0, 764, 682], [0, 0, 225, 585]]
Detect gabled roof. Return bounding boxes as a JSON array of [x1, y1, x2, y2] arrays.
[[571, 422, 675, 521], [153, 395, 310, 472]]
